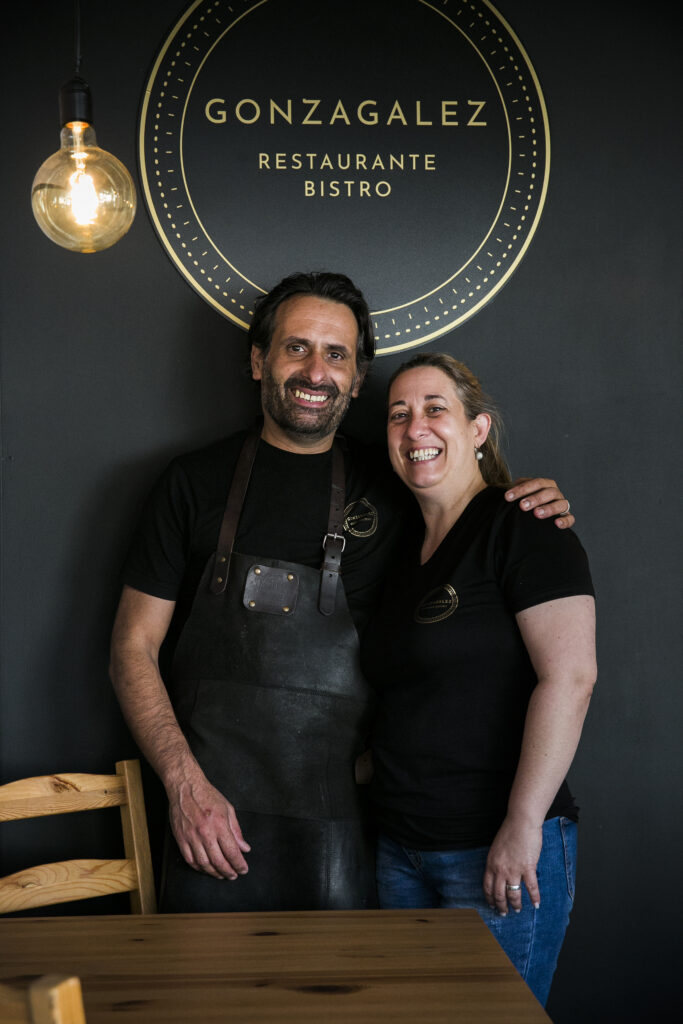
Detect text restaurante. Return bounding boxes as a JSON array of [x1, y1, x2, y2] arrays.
[[204, 98, 487, 127], [258, 153, 436, 171]]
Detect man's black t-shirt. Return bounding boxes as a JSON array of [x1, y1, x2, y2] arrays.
[[123, 430, 409, 645], [360, 486, 594, 850]]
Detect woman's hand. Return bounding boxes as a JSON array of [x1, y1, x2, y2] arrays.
[[483, 815, 543, 915]]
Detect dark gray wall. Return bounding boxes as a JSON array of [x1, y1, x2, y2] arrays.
[[1, 3, 681, 1020]]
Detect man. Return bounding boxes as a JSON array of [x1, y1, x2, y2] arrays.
[[110, 271, 573, 912]]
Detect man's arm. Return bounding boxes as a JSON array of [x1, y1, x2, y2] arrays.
[[109, 585, 250, 880], [505, 478, 575, 529]]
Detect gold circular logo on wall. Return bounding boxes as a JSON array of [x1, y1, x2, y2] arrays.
[[139, 1, 549, 354], [414, 584, 459, 623]]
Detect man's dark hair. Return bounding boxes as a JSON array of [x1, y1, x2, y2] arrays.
[[247, 271, 375, 371]]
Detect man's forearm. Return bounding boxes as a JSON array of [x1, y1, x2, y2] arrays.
[[109, 643, 200, 793]]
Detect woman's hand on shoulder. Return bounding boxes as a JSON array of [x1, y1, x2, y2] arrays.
[[505, 478, 575, 529], [482, 815, 543, 915]]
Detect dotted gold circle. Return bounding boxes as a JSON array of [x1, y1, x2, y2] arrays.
[[139, 0, 549, 353]]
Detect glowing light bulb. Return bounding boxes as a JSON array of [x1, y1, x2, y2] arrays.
[[70, 166, 99, 225], [31, 78, 136, 253]]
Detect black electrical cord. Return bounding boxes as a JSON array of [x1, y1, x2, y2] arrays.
[[74, 0, 83, 76], [59, 0, 92, 126]]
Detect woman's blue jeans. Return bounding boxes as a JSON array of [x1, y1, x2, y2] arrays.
[[376, 816, 577, 1006]]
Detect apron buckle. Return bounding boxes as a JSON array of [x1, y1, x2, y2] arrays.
[[322, 532, 346, 553]]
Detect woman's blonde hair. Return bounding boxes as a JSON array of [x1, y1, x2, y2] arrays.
[[388, 352, 512, 487]]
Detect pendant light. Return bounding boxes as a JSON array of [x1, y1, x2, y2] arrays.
[[31, 1, 136, 253]]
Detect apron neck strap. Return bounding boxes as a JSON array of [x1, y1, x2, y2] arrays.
[[210, 428, 347, 616], [319, 440, 346, 616], [210, 428, 260, 595]]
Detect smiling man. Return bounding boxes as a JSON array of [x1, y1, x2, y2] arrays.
[[109, 271, 573, 913], [251, 291, 363, 448]]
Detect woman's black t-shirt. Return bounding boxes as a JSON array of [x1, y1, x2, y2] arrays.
[[360, 486, 594, 850]]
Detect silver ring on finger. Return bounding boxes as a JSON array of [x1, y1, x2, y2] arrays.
[[561, 501, 571, 516], [505, 883, 522, 892]]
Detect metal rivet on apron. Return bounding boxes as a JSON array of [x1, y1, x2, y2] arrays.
[[219, 556, 226, 563], [216, 576, 223, 584], [249, 600, 256, 608], [287, 574, 294, 581], [282, 606, 290, 613], [254, 567, 261, 575]]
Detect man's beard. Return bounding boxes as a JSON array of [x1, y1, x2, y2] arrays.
[[260, 366, 355, 444]]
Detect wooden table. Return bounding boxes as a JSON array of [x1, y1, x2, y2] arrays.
[[0, 909, 551, 1022]]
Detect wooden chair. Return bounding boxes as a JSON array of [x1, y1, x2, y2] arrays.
[[0, 975, 87, 1024], [0, 759, 156, 914]]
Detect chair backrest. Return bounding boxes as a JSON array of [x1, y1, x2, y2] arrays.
[[0, 974, 87, 1024], [0, 759, 156, 914]]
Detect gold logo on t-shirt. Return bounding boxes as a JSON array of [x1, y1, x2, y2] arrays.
[[344, 498, 378, 538], [414, 584, 458, 623]]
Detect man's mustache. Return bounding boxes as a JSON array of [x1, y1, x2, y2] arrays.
[[285, 376, 340, 398]]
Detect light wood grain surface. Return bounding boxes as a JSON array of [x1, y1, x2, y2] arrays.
[[0, 761, 156, 916], [0, 910, 552, 1022], [0, 773, 128, 821]]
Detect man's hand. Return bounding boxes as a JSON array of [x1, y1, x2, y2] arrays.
[[505, 478, 575, 529], [168, 773, 251, 881]]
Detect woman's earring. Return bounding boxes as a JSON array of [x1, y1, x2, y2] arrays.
[[474, 446, 483, 462]]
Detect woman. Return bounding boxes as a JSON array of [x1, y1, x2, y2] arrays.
[[361, 353, 596, 1006]]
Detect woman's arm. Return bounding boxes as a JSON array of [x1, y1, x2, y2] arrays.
[[482, 594, 597, 914]]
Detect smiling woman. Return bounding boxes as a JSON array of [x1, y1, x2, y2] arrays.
[[387, 354, 511, 559], [361, 352, 597, 1008]]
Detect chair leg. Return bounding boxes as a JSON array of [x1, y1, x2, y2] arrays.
[[116, 760, 157, 914], [29, 975, 87, 1024]]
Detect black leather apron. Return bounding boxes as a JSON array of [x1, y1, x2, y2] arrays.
[[160, 431, 377, 912]]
